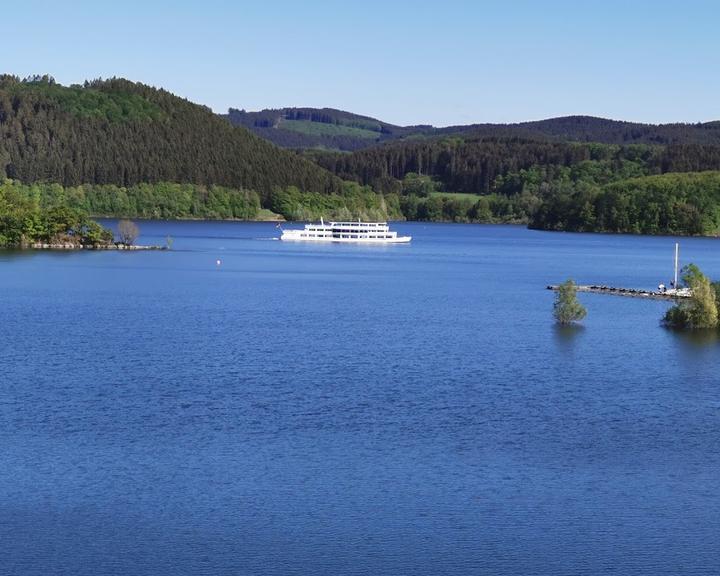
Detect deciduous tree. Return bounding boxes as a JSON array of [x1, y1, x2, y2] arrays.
[[664, 264, 718, 329], [118, 219, 140, 245], [553, 279, 587, 325]]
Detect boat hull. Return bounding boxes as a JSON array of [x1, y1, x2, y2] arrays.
[[281, 233, 411, 244]]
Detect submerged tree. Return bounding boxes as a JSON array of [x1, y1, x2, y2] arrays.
[[553, 279, 587, 324], [118, 219, 140, 245], [663, 264, 718, 329]]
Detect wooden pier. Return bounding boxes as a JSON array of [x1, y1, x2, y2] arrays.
[[546, 284, 691, 301]]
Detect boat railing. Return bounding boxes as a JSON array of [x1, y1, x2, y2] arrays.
[[327, 221, 387, 227]]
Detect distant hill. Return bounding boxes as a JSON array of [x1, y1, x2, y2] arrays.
[[223, 107, 434, 151], [438, 116, 720, 146], [313, 134, 720, 196], [0, 75, 341, 201], [224, 107, 720, 151]]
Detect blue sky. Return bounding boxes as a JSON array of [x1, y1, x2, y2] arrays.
[[5, 0, 719, 126]]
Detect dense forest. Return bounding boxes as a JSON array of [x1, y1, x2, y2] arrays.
[[312, 138, 720, 195], [380, 168, 720, 236], [0, 75, 341, 201], [4, 74, 720, 238], [224, 106, 720, 152], [530, 172, 720, 235]]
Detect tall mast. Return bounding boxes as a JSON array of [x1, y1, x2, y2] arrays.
[[674, 242, 679, 288]]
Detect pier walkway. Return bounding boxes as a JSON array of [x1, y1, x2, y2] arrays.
[[546, 284, 691, 301]]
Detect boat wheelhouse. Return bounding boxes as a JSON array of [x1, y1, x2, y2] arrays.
[[280, 219, 411, 243]]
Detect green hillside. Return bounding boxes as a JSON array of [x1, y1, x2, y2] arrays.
[[225, 106, 720, 152], [310, 137, 720, 232], [4, 75, 720, 236], [6, 78, 165, 122], [531, 171, 720, 235], [278, 119, 379, 139], [0, 75, 342, 202], [223, 107, 418, 151]]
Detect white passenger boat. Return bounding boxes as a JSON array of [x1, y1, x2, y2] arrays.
[[280, 219, 411, 243]]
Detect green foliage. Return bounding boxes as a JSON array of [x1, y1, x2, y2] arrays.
[[229, 108, 720, 153], [0, 180, 261, 221], [711, 281, 720, 310], [531, 172, 720, 235], [269, 182, 401, 222], [279, 119, 379, 139], [398, 191, 537, 223], [225, 106, 399, 151], [0, 76, 342, 199], [8, 78, 165, 122], [402, 173, 441, 197], [7, 77, 720, 231], [429, 192, 480, 202], [313, 138, 694, 197], [681, 263, 704, 287], [664, 264, 719, 329], [311, 130, 720, 228], [663, 305, 690, 329], [553, 279, 587, 325], [686, 275, 718, 329], [0, 179, 113, 247]]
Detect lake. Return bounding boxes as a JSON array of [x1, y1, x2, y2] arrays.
[[1, 221, 719, 575]]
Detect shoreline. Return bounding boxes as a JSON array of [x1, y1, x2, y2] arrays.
[[92, 214, 286, 223], [27, 243, 167, 251], [93, 215, 719, 237]]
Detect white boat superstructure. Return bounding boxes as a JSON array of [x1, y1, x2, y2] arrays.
[[280, 219, 411, 243]]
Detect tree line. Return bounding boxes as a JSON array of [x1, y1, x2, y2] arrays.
[[0, 179, 261, 221], [0, 178, 399, 226]]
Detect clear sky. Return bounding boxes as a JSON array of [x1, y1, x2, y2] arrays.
[[5, 0, 720, 126]]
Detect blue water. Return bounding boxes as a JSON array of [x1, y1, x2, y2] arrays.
[[1, 221, 719, 575]]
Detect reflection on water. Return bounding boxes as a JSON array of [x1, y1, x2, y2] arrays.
[[667, 325, 720, 348], [0, 248, 41, 263], [553, 323, 586, 342]]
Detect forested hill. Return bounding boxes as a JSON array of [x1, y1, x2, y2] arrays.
[[311, 138, 720, 196], [223, 107, 432, 151], [305, 136, 720, 235], [0, 75, 341, 201], [223, 107, 720, 151], [5, 75, 720, 235], [441, 116, 720, 146]]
